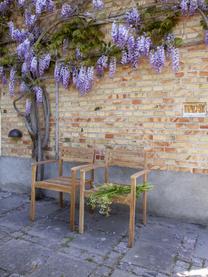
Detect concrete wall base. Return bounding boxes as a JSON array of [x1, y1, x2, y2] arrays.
[[0, 156, 207, 225]]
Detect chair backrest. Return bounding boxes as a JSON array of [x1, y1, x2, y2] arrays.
[[61, 146, 95, 164], [94, 148, 108, 165], [107, 148, 147, 170]]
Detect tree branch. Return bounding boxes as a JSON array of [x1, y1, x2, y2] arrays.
[[197, 8, 208, 29]]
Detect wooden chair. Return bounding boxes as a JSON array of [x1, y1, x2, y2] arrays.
[[30, 146, 95, 230], [79, 148, 150, 247]]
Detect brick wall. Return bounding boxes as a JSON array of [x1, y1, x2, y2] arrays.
[[1, 12, 208, 174]]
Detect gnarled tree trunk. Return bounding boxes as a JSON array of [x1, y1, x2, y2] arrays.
[[13, 88, 50, 198]]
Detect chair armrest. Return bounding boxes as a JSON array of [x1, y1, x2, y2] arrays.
[[71, 164, 93, 174], [32, 159, 60, 166], [80, 164, 106, 173], [31, 160, 62, 183], [130, 170, 150, 181]]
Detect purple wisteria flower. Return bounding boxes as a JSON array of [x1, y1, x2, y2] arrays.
[[171, 47, 180, 72], [47, 0, 54, 12], [121, 50, 128, 64], [0, 66, 3, 77], [109, 57, 117, 78], [17, 39, 30, 59], [25, 11, 37, 28], [165, 33, 175, 58], [61, 3, 73, 18], [18, 0, 25, 7], [180, 0, 189, 14], [30, 56, 38, 75], [165, 33, 175, 45], [125, 8, 140, 26], [96, 55, 108, 76], [8, 21, 27, 42], [205, 30, 208, 45], [25, 99, 32, 115], [76, 66, 94, 95], [22, 62, 29, 75], [20, 81, 28, 93], [189, 0, 198, 14], [2, 74, 7, 85], [198, 0, 208, 10], [150, 46, 165, 73], [61, 66, 71, 89], [112, 22, 129, 49], [92, 0, 104, 10], [127, 35, 140, 67], [0, 0, 9, 13], [35, 0, 54, 15], [39, 53, 51, 76], [33, 86, 43, 103], [75, 48, 82, 60], [0, 66, 6, 85], [136, 35, 152, 56], [9, 68, 16, 96]]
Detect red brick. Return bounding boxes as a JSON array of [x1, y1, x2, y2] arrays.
[[132, 100, 141, 105], [105, 134, 114, 139]]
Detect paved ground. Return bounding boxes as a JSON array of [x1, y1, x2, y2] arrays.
[[0, 190, 208, 277]]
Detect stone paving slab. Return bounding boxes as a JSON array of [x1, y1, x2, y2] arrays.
[[111, 269, 136, 277], [121, 239, 177, 274], [193, 229, 208, 260], [0, 194, 25, 215], [26, 253, 97, 277], [0, 239, 51, 275], [0, 190, 208, 277]]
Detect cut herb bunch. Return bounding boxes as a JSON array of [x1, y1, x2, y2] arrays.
[[87, 183, 152, 216]]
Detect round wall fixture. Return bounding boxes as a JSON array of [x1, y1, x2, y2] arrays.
[[8, 129, 23, 138]]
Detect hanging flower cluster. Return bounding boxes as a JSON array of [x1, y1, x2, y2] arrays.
[[0, 0, 12, 13], [111, 12, 180, 73], [205, 30, 208, 45], [96, 55, 108, 76], [61, 4, 74, 18], [0, 66, 7, 85], [9, 67, 16, 96], [180, 0, 208, 15], [53, 62, 95, 95], [92, 0, 104, 10], [125, 7, 140, 26]]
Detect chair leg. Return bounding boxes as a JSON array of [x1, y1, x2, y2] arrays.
[[142, 191, 147, 225], [128, 200, 136, 248], [30, 184, 36, 221], [79, 171, 85, 234], [128, 178, 136, 248], [70, 190, 75, 231], [59, 192, 64, 208]]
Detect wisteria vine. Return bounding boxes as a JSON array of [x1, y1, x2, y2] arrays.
[[0, 0, 207, 167], [0, 0, 207, 103]]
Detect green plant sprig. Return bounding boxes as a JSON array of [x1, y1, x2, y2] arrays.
[[87, 183, 152, 217]]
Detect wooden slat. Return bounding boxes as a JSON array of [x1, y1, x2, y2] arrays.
[[61, 146, 95, 163], [108, 148, 146, 169], [35, 182, 73, 193], [35, 176, 92, 191], [44, 178, 74, 186], [59, 176, 92, 184]]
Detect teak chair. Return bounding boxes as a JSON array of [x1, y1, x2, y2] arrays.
[[79, 148, 150, 247], [30, 146, 95, 230]]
